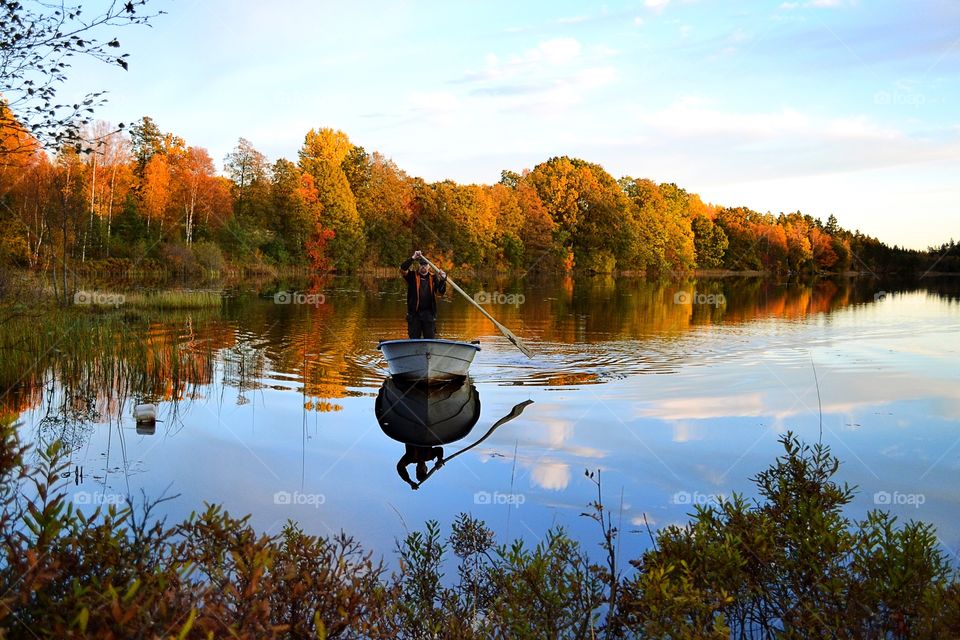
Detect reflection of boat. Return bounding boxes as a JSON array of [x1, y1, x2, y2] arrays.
[[376, 376, 481, 446], [377, 339, 480, 383]]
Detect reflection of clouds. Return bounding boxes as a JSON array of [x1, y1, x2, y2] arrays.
[[671, 421, 703, 443], [544, 416, 572, 447], [474, 405, 605, 493], [518, 413, 608, 459], [643, 393, 766, 419], [694, 464, 728, 487], [636, 372, 960, 425], [531, 460, 571, 491]]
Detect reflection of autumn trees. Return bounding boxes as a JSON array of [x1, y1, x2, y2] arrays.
[[0, 274, 926, 434], [0, 296, 372, 426], [392, 276, 858, 344], [0, 311, 229, 423], [221, 282, 368, 409]]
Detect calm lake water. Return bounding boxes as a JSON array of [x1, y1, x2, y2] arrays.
[[10, 275, 960, 563]]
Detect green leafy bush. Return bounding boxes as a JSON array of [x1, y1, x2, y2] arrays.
[[191, 241, 226, 274]]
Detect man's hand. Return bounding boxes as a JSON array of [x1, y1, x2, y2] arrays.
[[438, 270, 446, 280], [412, 250, 422, 259]]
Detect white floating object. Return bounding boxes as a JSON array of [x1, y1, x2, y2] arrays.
[[134, 403, 157, 422]]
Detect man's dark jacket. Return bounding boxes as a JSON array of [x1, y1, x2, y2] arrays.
[[400, 258, 447, 315]]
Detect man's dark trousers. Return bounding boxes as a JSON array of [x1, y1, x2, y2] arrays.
[[407, 311, 436, 339]]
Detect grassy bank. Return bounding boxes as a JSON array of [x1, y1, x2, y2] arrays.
[[72, 288, 223, 310]]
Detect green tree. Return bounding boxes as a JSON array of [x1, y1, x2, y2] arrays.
[[265, 158, 312, 263], [716, 207, 763, 271], [691, 214, 728, 269], [298, 128, 365, 271], [129, 116, 165, 174], [224, 137, 270, 224]]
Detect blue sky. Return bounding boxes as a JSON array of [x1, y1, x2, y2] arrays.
[[68, 0, 958, 249]]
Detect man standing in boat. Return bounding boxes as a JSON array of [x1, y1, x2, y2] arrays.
[[400, 250, 447, 339]]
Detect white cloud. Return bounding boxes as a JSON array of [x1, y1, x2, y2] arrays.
[[572, 66, 618, 90], [637, 98, 909, 146], [641, 100, 811, 139], [645, 0, 671, 11], [440, 39, 617, 119], [529, 38, 582, 66]]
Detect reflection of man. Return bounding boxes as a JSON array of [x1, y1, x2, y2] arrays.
[[396, 444, 444, 490], [400, 250, 447, 339]]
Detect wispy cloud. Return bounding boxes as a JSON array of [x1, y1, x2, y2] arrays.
[[424, 38, 619, 119], [781, 0, 848, 9]]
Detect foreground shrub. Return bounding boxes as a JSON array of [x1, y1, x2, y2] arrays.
[[191, 241, 226, 274], [0, 417, 957, 638], [617, 435, 960, 639]]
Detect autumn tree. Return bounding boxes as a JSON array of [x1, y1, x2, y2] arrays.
[[129, 116, 165, 174], [49, 146, 88, 302], [619, 178, 668, 273], [0, 108, 43, 265], [515, 179, 555, 270], [76, 121, 133, 258], [170, 146, 217, 244], [529, 156, 630, 272], [779, 212, 815, 272], [298, 128, 365, 271], [754, 217, 788, 272], [487, 183, 525, 267], [810, 226, 838, 271], [140, 153, 171, 235], [655, 183, 697, 273], [347, 149, 415, 266], [716, 207, 763, 271]]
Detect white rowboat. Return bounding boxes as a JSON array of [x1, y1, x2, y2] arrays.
[[377, 339, 480, 383]]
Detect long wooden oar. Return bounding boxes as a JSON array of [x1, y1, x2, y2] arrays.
[[417, 399, 535, 485], [419, 255, 533, 358]]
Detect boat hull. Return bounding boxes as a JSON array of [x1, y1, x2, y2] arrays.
[[377, 339, 480, 383], [376, 376, 481, 446]]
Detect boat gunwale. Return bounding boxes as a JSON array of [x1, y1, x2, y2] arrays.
[[377, 338, 482, 352]]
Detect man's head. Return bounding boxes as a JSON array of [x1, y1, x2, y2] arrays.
[[417, 258, 429, 276]]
